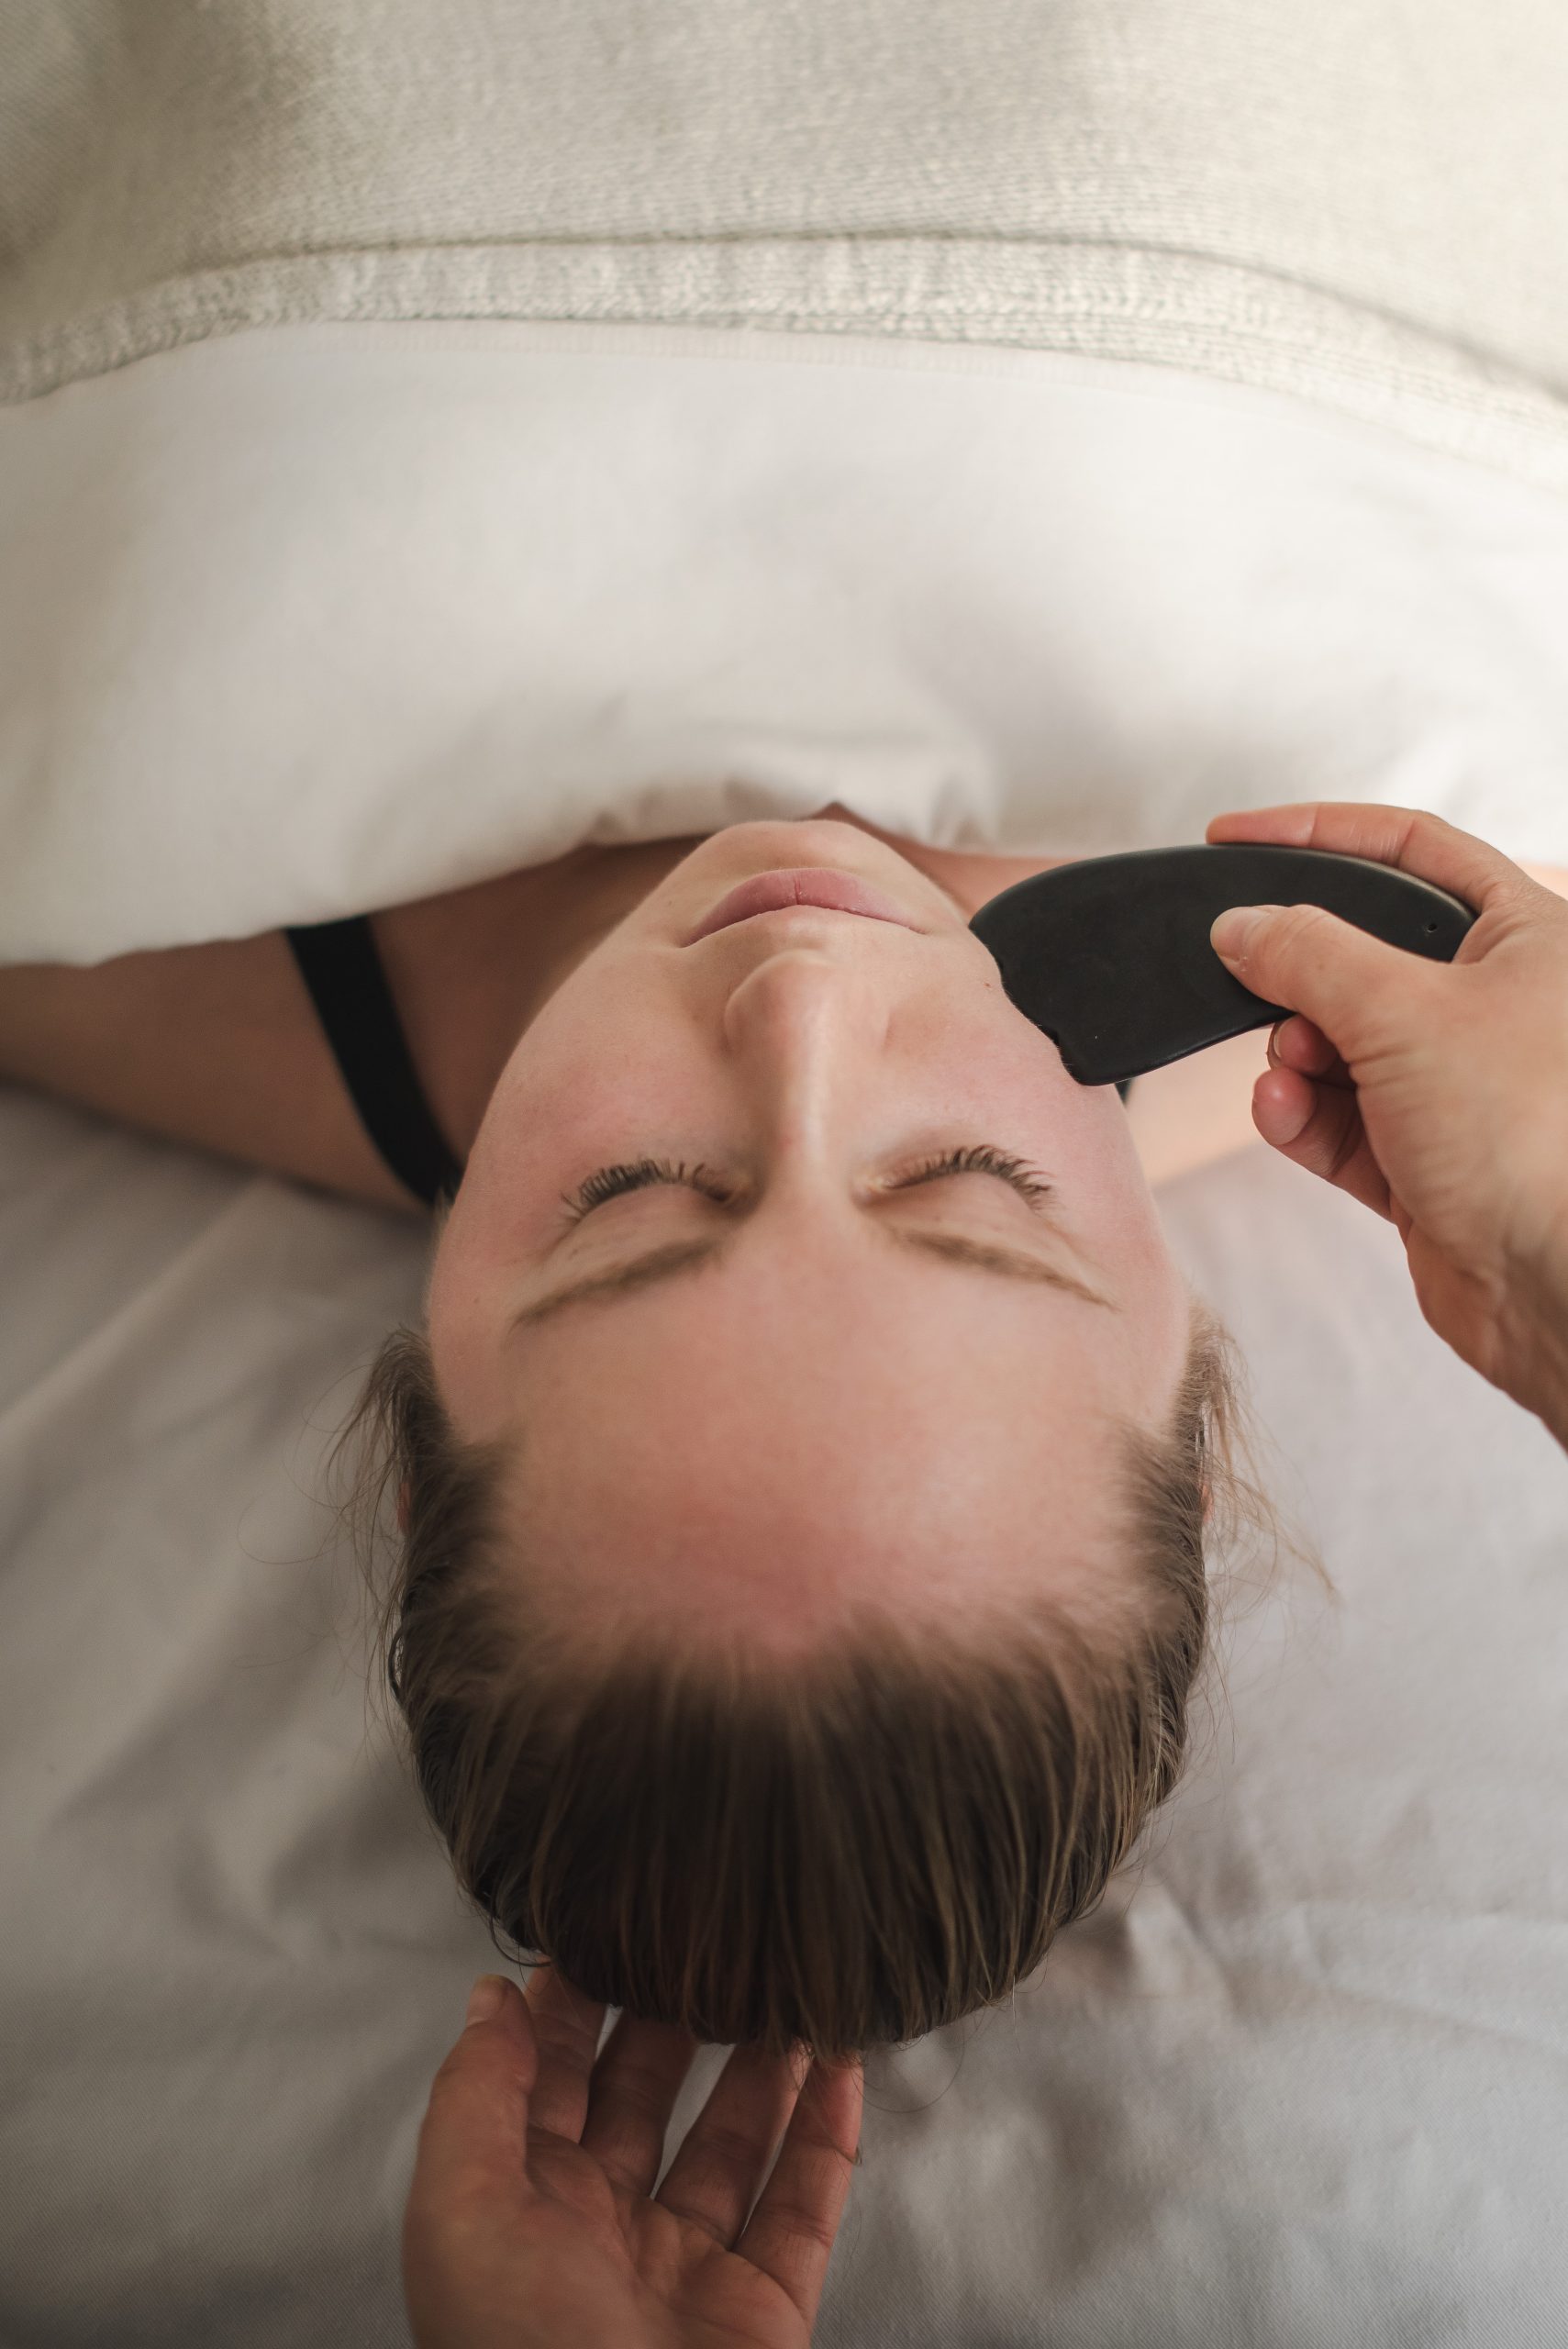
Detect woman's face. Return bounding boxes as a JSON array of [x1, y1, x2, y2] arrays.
[[427, 819, 1193, 1657]]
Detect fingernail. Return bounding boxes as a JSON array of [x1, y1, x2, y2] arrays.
[[465, 1974, 507, 2025], [1211, 906, 1280, 959]]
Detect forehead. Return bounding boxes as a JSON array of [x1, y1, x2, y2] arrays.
[[503, 1241, 1167, 1546], [507, 1319, 1135, 1657]]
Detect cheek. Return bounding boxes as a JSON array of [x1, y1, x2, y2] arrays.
[[531, 941, 705, 1080], [929, 1008, 1118, 1162], [450, 985, 717, 1319], [974, 1034, 1177, 1307], [476, 979, 694, 1170], [1063, 1107, 1173, 1272]]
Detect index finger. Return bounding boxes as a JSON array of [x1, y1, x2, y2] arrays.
[[734, 2058, 865, 2333], [1205, 801, 1539, 924], [521, 1961, 611, 2143]]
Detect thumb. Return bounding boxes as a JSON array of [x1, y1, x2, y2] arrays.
[[406, 1977, 538, 2232], [1209, 900, 1429, 1058]]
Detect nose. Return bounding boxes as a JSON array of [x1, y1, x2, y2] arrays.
[[719, 941, 895, 1173]]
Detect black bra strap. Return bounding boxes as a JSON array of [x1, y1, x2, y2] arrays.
[[284, 915, 466, 1209]]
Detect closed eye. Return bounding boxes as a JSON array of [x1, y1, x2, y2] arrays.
[[560, 1142, 1051, 1223]]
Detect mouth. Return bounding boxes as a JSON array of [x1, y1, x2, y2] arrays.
[[684, 867, 925, 946]]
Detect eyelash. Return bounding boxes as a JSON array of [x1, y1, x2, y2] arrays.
[[561, 1142, 1052, 1221]]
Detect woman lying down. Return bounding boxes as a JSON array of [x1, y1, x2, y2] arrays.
[[0, 798, 1310, 2063]]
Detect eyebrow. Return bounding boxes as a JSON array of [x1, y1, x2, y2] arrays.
[[508, 1216, 1117, 1332]]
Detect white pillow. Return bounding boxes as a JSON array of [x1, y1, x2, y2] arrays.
[[5, 317, 1568, 965]]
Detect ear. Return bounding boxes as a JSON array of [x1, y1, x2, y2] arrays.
[[1201, 1476, 1214, 1527], [397, 1478, 412, 1536]]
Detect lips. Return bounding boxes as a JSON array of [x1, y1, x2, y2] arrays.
[[684, 866, 922, 945]]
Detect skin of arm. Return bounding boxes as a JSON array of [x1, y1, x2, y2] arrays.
[[0, 929, 418, 1215]]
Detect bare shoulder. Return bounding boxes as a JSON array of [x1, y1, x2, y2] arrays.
[[0, 852, 567, 1216], [1124, 1027, 1275, 1186], [0, 929, 417, 1214]]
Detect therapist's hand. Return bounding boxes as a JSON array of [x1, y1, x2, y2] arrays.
[[1206, 800, 1568, 1450], [402, 1965, 864, 2349]]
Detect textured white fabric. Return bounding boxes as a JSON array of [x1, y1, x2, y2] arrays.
[[5, 0, 1568, 491], [7, 0, 1568, 966], [2, 1083, 1563, 2346], [6, 319, 1568, 965]]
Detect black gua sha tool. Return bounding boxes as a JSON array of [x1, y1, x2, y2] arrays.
[[967, 843, 1479, 1088]]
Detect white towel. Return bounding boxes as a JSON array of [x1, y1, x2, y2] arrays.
[[4, 0, 1568, 488]]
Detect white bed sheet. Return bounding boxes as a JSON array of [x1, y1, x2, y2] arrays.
[[3, 1078, 1563, 2348]]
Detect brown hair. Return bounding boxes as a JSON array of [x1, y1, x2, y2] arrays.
[[326, 1262, 1324, 2066]]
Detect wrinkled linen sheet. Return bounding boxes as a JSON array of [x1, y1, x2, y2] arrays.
[[2, 1080, 1563, 2348]]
